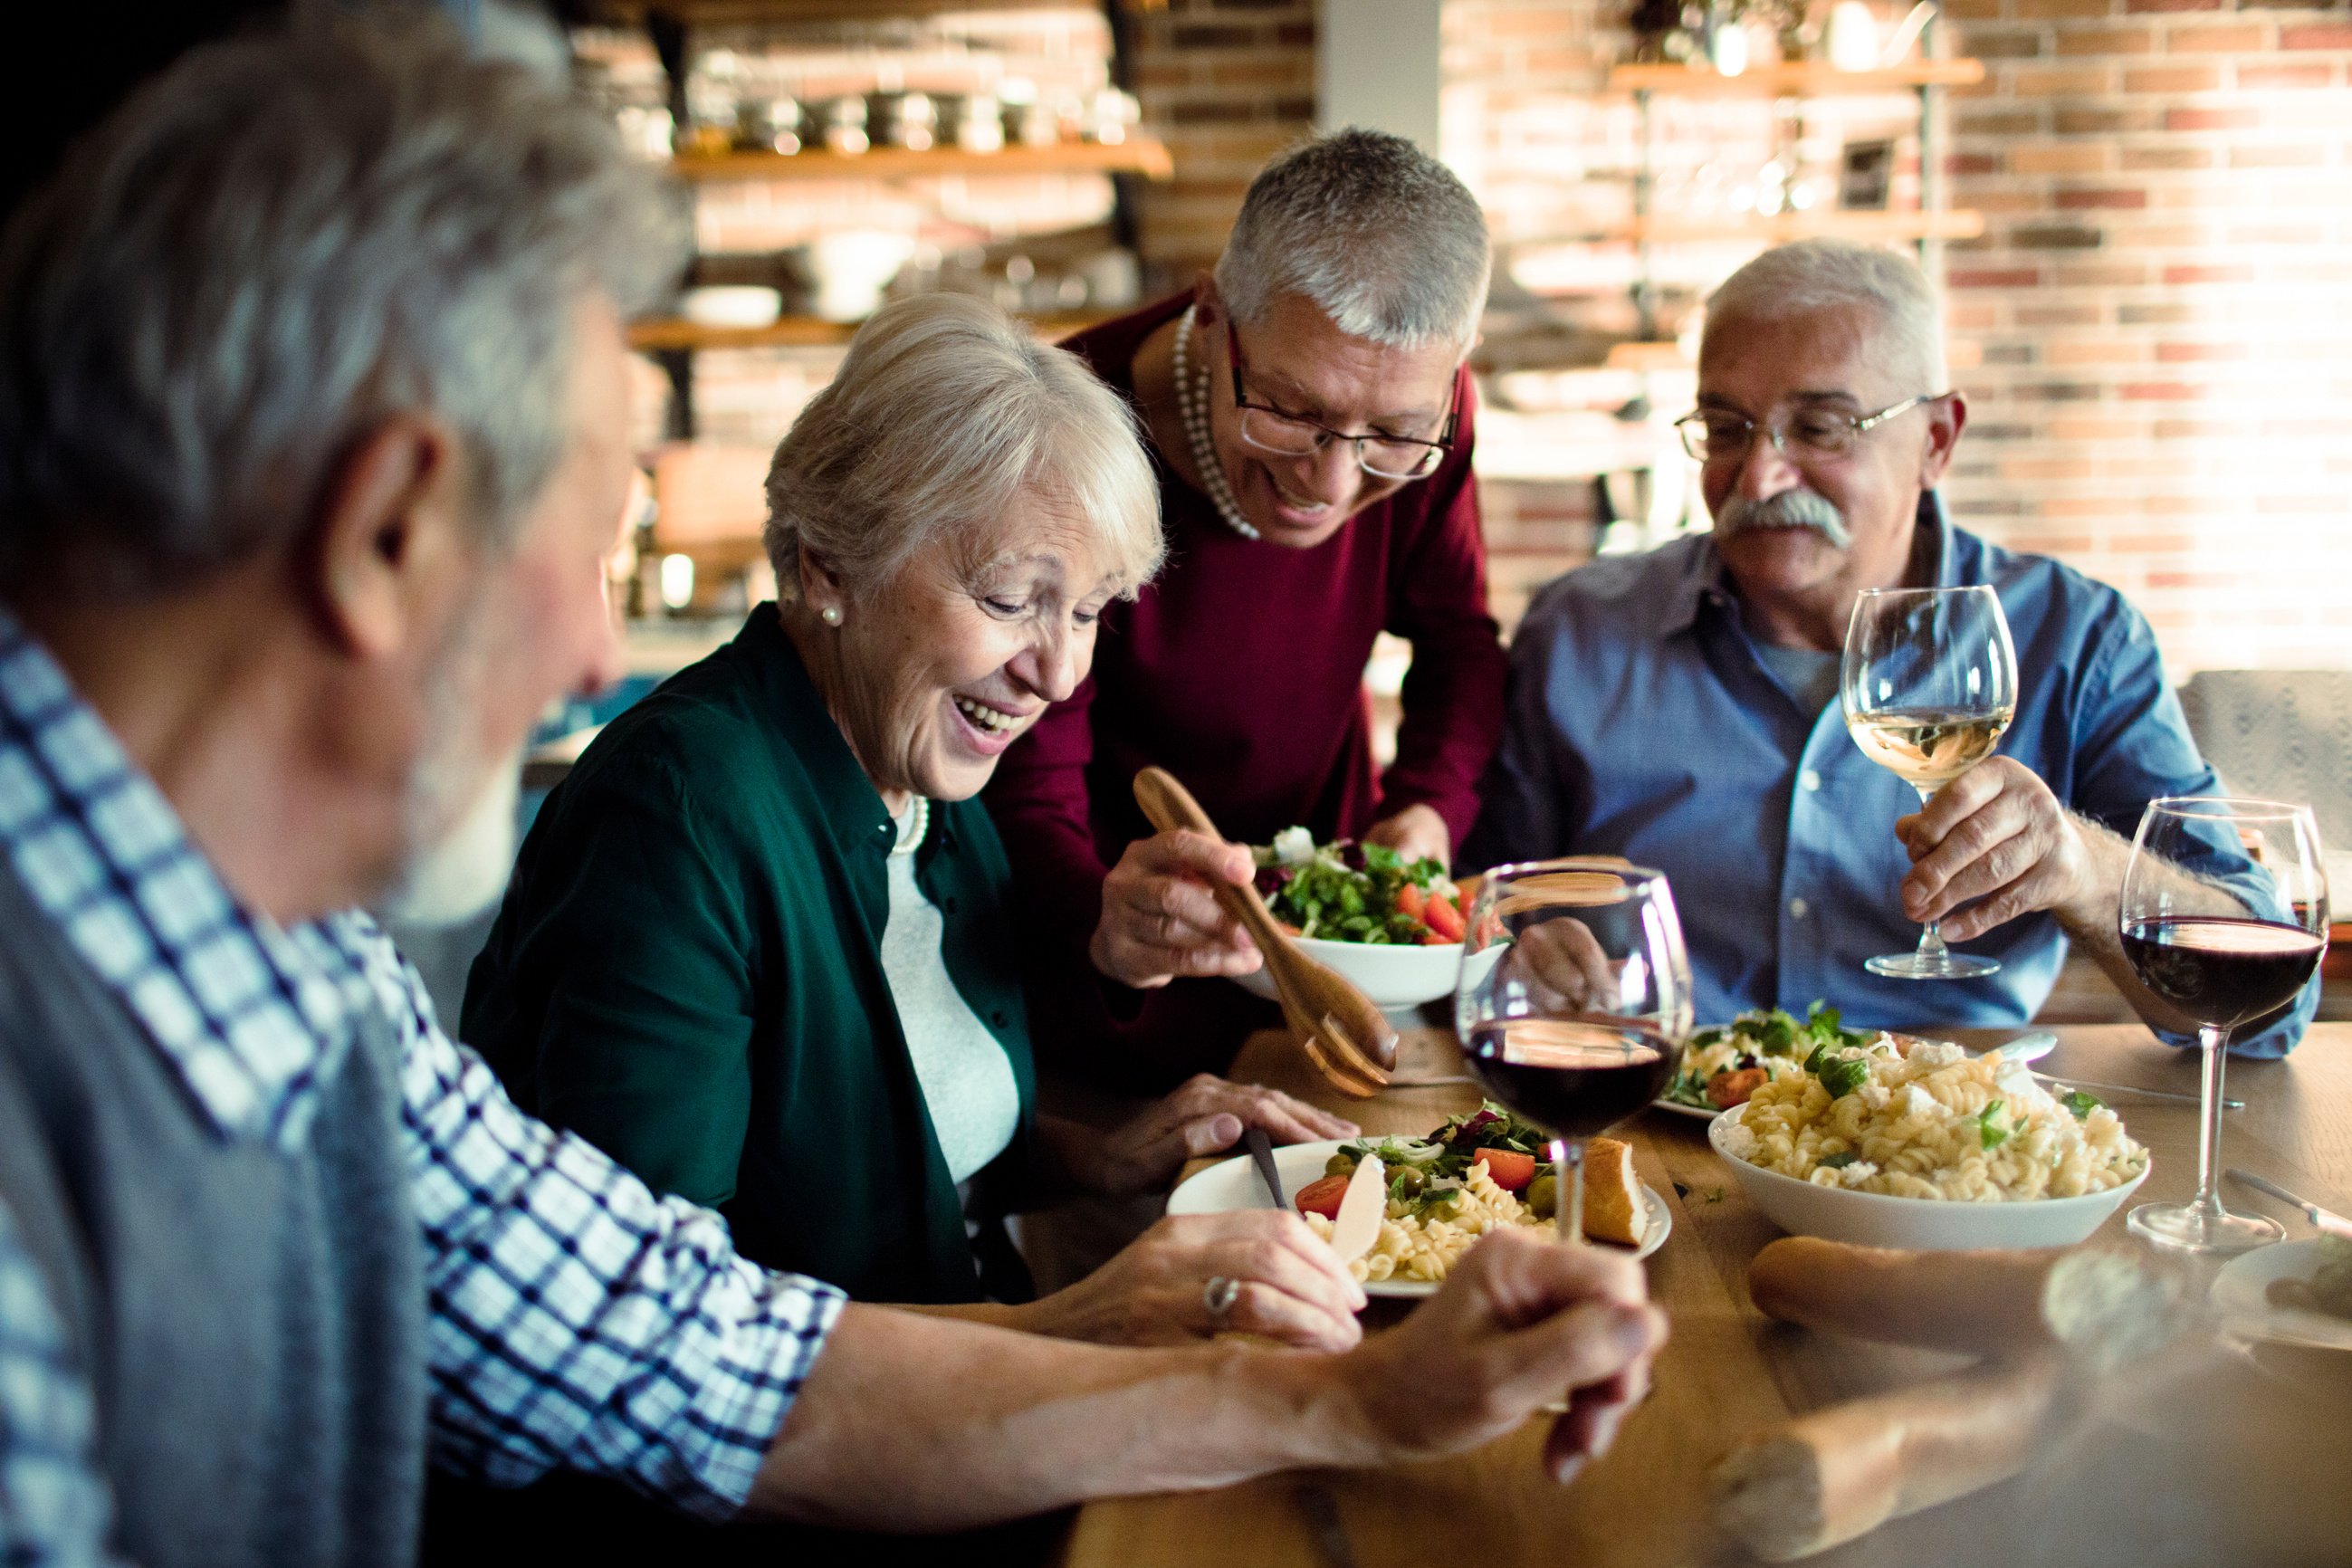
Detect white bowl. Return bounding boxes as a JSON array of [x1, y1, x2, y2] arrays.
[[1233, 938, 1501, 1012], [1707, 1108, 2149, 1250], [680, 285, 783, 328]]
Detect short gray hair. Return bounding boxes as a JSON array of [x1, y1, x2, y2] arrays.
[[1214, 129, 1491, 350], [1702, 239, 1948, 395], [0, 17, 686, 596], [764, 293, 1162, 602]]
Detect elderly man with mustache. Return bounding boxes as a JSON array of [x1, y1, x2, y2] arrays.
[[1467, 239, 2310, 1053]]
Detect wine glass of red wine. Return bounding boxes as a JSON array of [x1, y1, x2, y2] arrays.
[[1455, 861, 1693, 1249], [2119, 797, 2328, 1255], [1840, 585, 2020, 980]]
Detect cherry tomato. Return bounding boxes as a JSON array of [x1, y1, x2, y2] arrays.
[[1423, 894, 1466, 943], [1473, 1147, 1538, 1191], [1293, 1173, 1351, 1219]]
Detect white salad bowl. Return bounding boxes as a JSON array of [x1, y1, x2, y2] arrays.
[[1707, 1108, 2149, 1250], [1233, 938, 1503, 1012]]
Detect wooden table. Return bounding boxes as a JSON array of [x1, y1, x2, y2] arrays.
[[1061, 1022, 2352, 1568]]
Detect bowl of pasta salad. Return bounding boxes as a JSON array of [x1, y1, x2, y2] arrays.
[[1708, 1035, 2150, 1250]]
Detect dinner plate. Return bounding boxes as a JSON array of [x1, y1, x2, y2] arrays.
[[1167, 1137, 1672, 1297], [2213, 1239, 2352, 1352]]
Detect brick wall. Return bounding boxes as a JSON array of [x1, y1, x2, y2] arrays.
[[1939, 0, 2352, 674], [1127, 0, 1318, 288], [1423, 0, 2352, 675]]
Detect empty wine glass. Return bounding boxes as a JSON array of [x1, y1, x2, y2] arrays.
[[2119, 797, 2328, 1255], [1840, 585, 2019, 980], [1456, 861, 1693, 1249]]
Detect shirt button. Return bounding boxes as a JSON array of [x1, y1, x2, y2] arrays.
[[990, 1011, 1008, 1028], [943, 896, 959, 914], [1788, 897, 1811, 919], [1800, 770, 1823, 793]]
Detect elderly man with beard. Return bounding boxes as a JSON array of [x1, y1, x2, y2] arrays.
[[1466, 239, 2311, 1053], [0, 23, 1669, 1568]]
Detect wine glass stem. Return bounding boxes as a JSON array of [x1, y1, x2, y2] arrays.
[[1907, 784, 1948, 961], [2192, 1024, 2232, 1219], [1552, 1137, 1585, 1248]]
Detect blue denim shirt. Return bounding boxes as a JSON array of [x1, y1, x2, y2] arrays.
[[1465, 496, 2318, 1056]]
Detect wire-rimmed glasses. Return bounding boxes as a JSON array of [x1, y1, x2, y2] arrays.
[[1674, 393, 1945, 464], [1226, 321, 1458, 481]]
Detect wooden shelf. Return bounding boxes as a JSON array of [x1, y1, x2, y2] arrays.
[[578, 0, 1125, 22], [1627, 208, 1984, 244], [629, 310, 1114, 352], [670, 139, 1173, 184], [1607, 60, 1984, 96]]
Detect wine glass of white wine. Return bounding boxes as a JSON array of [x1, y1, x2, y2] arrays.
[[1840, 586, 2019, 980]]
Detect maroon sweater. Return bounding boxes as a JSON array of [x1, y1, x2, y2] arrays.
[[983, 291, 1507, 1089]]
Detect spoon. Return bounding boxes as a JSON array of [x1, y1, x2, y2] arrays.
[[1132, 767, 1398, 1095]]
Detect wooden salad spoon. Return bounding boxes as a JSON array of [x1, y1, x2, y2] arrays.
[[1132, 767, 1398, 1097]]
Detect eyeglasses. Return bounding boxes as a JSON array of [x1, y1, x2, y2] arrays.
[[1226, 321, 1458, 482], [1674, 393, 1945, 464]]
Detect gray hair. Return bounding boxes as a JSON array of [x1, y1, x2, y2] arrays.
[[1214, 129, 1491, 350], [764, 293, 1162, 603], [0, 16, 686, 596], [1703, 239, 1949, 395]]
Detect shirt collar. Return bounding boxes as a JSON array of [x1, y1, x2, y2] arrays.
[[731, 605, 904, 864], [1667, 489, 1954, 636], [0, 606, 360, 1150]]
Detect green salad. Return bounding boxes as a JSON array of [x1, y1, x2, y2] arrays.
[[1251, 827, 1465, 945], [1307, 1104, 1559, 1220]]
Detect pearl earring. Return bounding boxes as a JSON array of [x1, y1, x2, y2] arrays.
[[819, 604, 843, 626]]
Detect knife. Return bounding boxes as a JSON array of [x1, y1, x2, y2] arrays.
[[1329, 1153, 1387, 1264], [2226, 1168, 2352, 1240], [1244, 1127, 1287, 1209]]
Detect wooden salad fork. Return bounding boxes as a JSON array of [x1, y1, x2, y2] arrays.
[[1132, 767, 1397, 1097]]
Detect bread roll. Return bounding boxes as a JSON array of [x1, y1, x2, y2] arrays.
[[1748, 1238, 2061, 1354], [1709, 1353, 2057, 1562], [1581, 1135, 1645, 1247]]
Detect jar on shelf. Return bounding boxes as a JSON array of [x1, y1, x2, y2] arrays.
[[819, 95, 869, 157], [953, 92, 1004, 153], [872, 91, 937, 151], [1082, 88, 1142, 147], [735, 97, 803, 156]]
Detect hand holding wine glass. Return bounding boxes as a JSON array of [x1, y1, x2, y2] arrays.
[[2119, 797, 2328, 1256], [1456, 863, 1693, 1253], [1841, 585, 2019, 980]]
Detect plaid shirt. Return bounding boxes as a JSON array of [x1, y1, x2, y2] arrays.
[[0, 608, 844, 1563]]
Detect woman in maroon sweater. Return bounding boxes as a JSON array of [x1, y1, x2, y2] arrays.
[[984, 130, 1506, 1090]]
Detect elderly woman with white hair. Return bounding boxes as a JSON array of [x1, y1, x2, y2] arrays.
[[985, 129, 1510, 1092], [464, 292, 1362, 1342]]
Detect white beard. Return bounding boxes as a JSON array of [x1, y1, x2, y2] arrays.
[[376, 751, 522, 928]]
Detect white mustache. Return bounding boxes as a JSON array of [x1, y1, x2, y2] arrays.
[[1716, 488, 1852, 549]]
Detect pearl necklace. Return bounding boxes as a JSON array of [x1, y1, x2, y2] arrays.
[[889, 794, 929, 858], [1170, 301, 1259, 540]]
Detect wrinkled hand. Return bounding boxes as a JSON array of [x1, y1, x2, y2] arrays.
[[1091, 829, 1261, 990], [1364, 803, 1452, 868], [1089, 1074, 1360, 1197], [1028, 1210, 1368, 1352], [1335, 1229, 1667, 1482], [1896, 758, 2095, 942]]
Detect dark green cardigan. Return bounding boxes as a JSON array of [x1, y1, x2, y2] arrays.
[[462, 604, 1037, 1306]]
